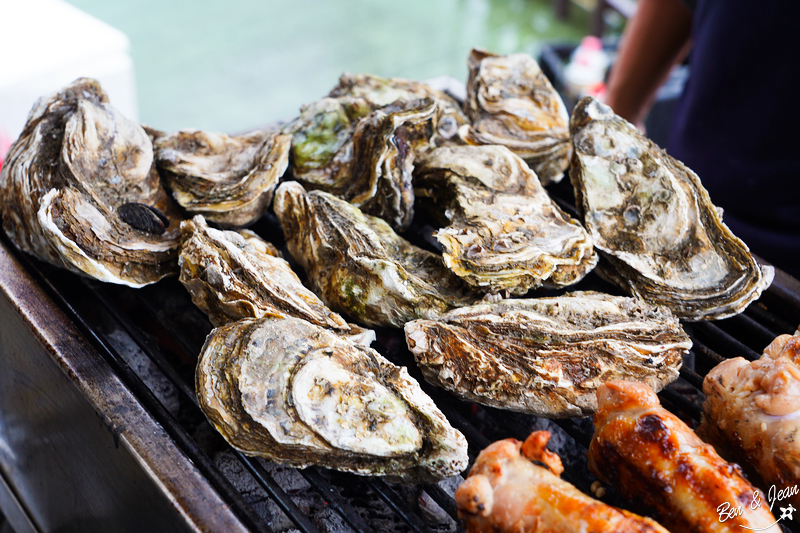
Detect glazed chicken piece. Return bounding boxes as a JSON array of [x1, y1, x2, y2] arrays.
[[454, 431, 669, 533], [698, 333, 800, 514], [588, 381, 780, 532]]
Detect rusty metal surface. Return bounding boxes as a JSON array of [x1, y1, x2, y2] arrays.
[[0, 239, 250, 533]]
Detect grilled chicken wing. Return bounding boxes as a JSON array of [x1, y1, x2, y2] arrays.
[[455, 431, 669, 532], [698, 333, 800, 515], [588, 380, 780, 532]]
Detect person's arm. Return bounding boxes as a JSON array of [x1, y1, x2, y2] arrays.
[[605, 0, 693, 130]]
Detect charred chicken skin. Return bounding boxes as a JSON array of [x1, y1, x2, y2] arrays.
[[699, 333, 800, 516], [588, 380, 780, 532], [455, 430, 669, 532]]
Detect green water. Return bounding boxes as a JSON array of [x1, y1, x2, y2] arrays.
[[67, 0, 592, 133]]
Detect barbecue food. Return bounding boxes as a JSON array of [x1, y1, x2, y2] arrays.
[[455, 431, 670, 532], [462, 49, 571, 185], [588, 380, 781, 532], [273, 181, 476, 328], [282, 96, 436, 231], [404, 291, 690, 418], [178, 215, 373, 344], [569, 96, 773, 321], [196, 316, 469, 482], [0, 78, 181, 287], [698, 333, 800, 513], [414, 145, 596, 295], [154, 128, 291, 228], [328, 72, 469, 146]]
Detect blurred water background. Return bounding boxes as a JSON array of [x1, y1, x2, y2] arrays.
[[62, 0, 618, 134]]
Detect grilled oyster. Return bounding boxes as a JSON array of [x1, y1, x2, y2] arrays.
[[154, 129, 291, 227], [283, 97, 435, 231], [405, 291, 690, 418], [414, 145, 597, 295], [273, 181, 477, 328], [569, 97, 774, 321], [196, 316, 469, 482], [462, 49, 571, 185], [178, 215, 373, 344], [0, 78, 181, 287], [328, 72, 469, 145]]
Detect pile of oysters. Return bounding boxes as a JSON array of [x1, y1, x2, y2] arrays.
[[0, 48, 772, 481]]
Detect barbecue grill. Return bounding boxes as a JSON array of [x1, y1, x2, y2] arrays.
[[0, 173, 798, 533]]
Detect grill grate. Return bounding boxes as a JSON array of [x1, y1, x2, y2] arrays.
[[7, 212, 800, 533]]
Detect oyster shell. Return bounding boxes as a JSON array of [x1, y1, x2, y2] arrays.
[[405, 291, 691, 418], [328, 72, 469, 145], [196, 316, 469, 482], [283, 96, 435, 231], [178, 215, 373, 344], [414, 145, 597, 295], [569, 97, 774, 321], [273, 181, 477, 328], [0, 78, 181, 287], [154, 129, 291, 227], [462, 49, 571, 185]]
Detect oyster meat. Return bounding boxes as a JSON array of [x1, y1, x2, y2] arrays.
[[569, 96, 774, 321], [0, 78, 181, 287], [283, 96, 435, 231], [405, 291, 691, 418], [462, 49, 571, 185], [414, 145, 596, 295], [178, 215, 373, 344], [154, 129, 291, 227], [328, 72, 469, 145], [273, 181, 477, 328], [196, 316, 469, 482]]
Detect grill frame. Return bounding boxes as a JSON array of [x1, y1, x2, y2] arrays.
[[0, 207, 799, 533]]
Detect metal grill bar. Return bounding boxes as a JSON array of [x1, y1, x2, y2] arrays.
[[237, 455, 322, 533], [679, 364, 704, 389], [693, 322, 762, 361], [658, 386, 703, 422], [366, 479, 432, 533], [298, 469, 377, 533], [422, 484, 459, 523]]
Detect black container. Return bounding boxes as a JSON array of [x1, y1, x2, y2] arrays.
[[539, 40, 688, 149]]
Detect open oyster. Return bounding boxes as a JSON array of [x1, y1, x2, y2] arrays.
[[462, 49, 571, 185], [569, 97, 774, 321], [328, 72, 469, 146], [0, 78, 181, 287], [154, 129, 291, 227], [282, 97, 435, 231], [414, 145, 597, 295], [273, 181, 477, 328], [178, 215, 373, 344], [196, 316, 469, 482], [405, 291, 690, 418]]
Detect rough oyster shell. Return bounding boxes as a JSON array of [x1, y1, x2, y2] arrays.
[[0, 78, 181, 287], [154, 129, 291, 227], [405, 291, 690, 418], [462, 49, 571, 185], [282, 97, 435, 231], [414, 145, 597, 295], [328, 72, 469, 145], [196, 316, 469, 482], [273, 181, 477, 328], [569, 97, 774, 321], [178, 215, 373, 344]]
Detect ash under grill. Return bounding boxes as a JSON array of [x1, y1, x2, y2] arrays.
[[3, 195, 800, 533]]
